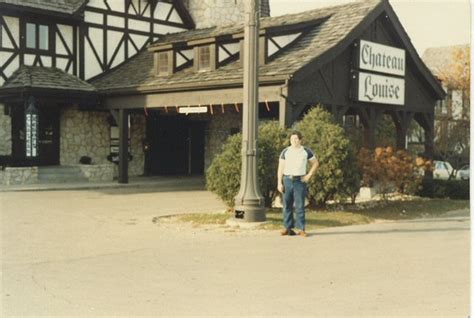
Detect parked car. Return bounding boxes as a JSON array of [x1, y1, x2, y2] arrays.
[[456, 165, 470, 180], [433, 160, 455, 180]]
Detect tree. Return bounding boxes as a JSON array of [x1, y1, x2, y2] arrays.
[[435, 46, 470, 168]]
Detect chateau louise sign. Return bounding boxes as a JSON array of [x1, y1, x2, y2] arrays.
[[352, 40, 406, 106]]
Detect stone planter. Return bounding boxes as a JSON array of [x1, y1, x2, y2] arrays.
[[358, 186, 377, 200], [77, 164, 114, 182], [1, 167, 38, 185]]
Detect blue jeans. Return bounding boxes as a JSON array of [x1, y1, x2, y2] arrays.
[[282, 176, 307, 231]]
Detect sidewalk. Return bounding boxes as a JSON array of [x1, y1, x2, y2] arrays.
[[0, 175, 206, 192]]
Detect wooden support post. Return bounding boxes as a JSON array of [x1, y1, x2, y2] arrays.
[[118, 108, 129, 184], [392, 111, 414, 150], [278, 95, 287, 128]]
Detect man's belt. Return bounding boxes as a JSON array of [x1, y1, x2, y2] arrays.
[[284, 175, 304, 180]]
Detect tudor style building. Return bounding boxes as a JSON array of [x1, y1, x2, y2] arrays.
[[0, 0, 444, 185]]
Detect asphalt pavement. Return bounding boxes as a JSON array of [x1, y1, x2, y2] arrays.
[[0, 185, 470, 317]]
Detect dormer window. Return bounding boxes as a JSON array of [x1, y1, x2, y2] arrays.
[[155, 51, 173, 76], [26, 22, 49, 51], [198, 46, 210, 70], [194, 44, 216, 72]]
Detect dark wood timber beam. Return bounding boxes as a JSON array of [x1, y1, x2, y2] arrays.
[[118, 109, 129, 184]]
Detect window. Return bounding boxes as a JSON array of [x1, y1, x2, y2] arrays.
[[198, 46, 210, 71], [26, 22, 49, 50], [158, 52, 169, 74]]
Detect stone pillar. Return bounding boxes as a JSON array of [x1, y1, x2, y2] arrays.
[[0, 103, 12, 156]]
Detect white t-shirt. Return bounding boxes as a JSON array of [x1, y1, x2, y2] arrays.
[[280, 146, 316, 176]]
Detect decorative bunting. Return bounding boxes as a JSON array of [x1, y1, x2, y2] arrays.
[[265, 99, 271, 112], [144, 106, 148, 116], [234, 103, 240, 113], [221, 103, 225, 114], [210, 104, 214, 115], [164, 105, 168, 113]]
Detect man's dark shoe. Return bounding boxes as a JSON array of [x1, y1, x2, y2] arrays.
[[280, 229, 296, 236]]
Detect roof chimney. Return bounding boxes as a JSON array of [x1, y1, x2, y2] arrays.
[[260, 0, 270, 17], [181, 0, 271, 29]]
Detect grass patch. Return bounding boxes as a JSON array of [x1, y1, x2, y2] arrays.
[[158, 198, 469, 230], [175, 213, 230, 225], [343, 198, 469, 220], [259, 210, 373, 230]]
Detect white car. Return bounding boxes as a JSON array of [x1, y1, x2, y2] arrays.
[[456, 165, 469, 180], [433, 161, 455, 180]]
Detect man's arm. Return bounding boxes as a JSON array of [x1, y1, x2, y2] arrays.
[[277, 159, 285, 193], [302, 158, 318, 183]]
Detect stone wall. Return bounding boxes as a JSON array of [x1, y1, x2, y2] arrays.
[[0, 103, 12, 156], [123, 113, 146, 177], [182, 0, 270, 28], [60, 107, 146, 177], [201, 112, 242, 170], [0, 166, 38, 185], [60, 107, 110, 166], [78, 164, 114, 182], [182, 0, 244, 28]]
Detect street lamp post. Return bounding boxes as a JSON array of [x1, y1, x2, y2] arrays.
[[234, 0, 266, 222]]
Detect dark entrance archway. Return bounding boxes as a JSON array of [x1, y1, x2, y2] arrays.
[[145, 113, 206, 175]]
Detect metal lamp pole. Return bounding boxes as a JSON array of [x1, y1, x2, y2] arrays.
[[234, 0, 266, 222]]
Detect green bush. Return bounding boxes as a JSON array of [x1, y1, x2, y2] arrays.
[[418, 179, 469, 200], [206, 121, 287, 208], [339, 145, 362, 204], [293, 106, 357, 207], [256, 121, 288, 207], [205, 133, 242, 207]]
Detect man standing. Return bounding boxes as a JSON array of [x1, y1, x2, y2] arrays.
[[277, 131, 319, 237]]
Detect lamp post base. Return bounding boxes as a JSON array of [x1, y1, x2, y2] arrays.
[[234, 204, 266, 222]]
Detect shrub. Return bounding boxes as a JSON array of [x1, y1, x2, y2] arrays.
[[206, 121, 287, 208], [358, 147, 426, 198], [206, 134, 241, 207], [256, 121, 288, 207], [418, 179, 469, 200], [339, 144, 362, 204], [293, 106, 356, 207]]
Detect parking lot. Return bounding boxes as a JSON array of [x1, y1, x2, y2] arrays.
[[1, 188, 470, 317]]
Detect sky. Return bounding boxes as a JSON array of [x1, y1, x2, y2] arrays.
[[269, 0, 471, 56]]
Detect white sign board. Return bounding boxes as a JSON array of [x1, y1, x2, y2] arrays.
[[178, 106, 208, 114], [359, 40, 405, 76], [357, 71, 405, 105]]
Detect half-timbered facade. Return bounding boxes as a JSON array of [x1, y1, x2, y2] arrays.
[[0, 0, 194, 181], [0, 0, 444, 185]]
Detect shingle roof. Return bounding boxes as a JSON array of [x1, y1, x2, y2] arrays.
[[421, 45, 470, 77], [93, 0, 382, 92], [0, 0, 86, 15], [148, 4, 334, 47], [2, 66, 96, 92]]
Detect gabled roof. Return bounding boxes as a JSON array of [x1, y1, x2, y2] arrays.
[[92, 0, 445, 100], [422, 44, 469, 77], [0, 0, 86, 16], [0, 66, 96, 93], [148, 5, 332, 48], [93, 0, 380, 92]]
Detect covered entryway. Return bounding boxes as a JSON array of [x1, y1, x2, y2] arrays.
[[0, 66, 98, 167], [145, 112, 205, 175]]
